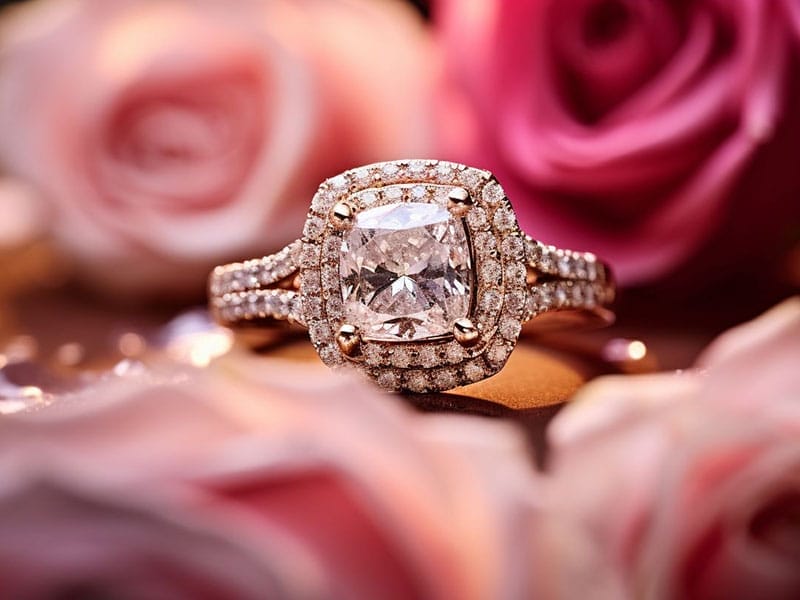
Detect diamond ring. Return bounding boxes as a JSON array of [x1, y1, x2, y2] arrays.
[[209, 160, 615, 393]]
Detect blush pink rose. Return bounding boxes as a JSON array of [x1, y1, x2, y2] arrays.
[[0, 354, 540, 599], [540, 297, 800, 599], [434, 0, 800, 286], [0, 0, 434, 296]]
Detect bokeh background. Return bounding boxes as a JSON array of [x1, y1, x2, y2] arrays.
[[0, 1, 799, 598]]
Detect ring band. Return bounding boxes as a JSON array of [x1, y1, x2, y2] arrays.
[[209, 160, 615, 393]]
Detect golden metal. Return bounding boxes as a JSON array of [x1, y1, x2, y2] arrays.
[[331, 201, 356, 230], [336, 324, 361, 356], [453, 317, 480, 347], [447, 187, 472, 217]]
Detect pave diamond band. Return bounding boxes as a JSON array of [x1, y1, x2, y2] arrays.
[[209, 160, 615, 393]]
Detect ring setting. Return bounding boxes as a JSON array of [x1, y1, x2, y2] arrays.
[[209, 160, 614, 393]]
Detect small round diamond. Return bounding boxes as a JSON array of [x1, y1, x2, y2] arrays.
[[309, 321, 331, 341], [326, 296, 343, 315], [463, 360, 486, 382], [300, 271, 320, 294], [303, 216, 324, 240], [353, 167, 371, 182], [499, 317, 522, 341], [377, 371, 400, 389], [321, 268, 338, 291], [501, 236, 525, 260], [486, 342, 510, 367], [483, 181, 505, 205], [385, 186, 403, 199], [301, 245, 319, 268], [480, 289, 503, 312], [505, 262, 526, 283], [445, 343, 465, 364], [409, 160, 427, 174], [481, 259, 502, 284], [436, 162, 453, 179], [330, 174, 348, 189], [466, 207, 489, 230], [303, 295, 322, 316], [361, 191, 378, 205], [319, 344, 344, 366], [505, 290, 526, 314], [392, 346, 414, 368], [323, 236, 341, 257], [411, 185, 426, 199], [558, 255, 572, 278], [458, 169, 481, 188], [382, 163, 399, 176], [433, 370, 457, 390], [405, 371, 429, 393], [417, 345, 440, 367], [493, 207, 516, 232], [362, 343, 385, 363], [472, 231, 497, 253]]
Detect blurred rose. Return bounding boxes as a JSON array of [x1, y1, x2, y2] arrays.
[[0, 354, 539, 599], [0, 0, 434, 296], [540, 298, 800, 599], [435, 0, 800, 286]]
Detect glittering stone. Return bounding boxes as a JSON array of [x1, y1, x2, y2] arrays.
[[445, 343, 465, 364], [481, 259, 502, 284], [493, 207, 516, 232], [483, 181, 505, 205], [501, 236, 524, 260], [499, 317, 521, 341], [392, 346, 414, 368], [326, 296, 343, 316], [340, 200, 473, 341], [330, 174, 348, 189], [360, 191, 378, 205], [417, 345, 440, 367], [486, 342, 509, 367], [377, 371, 400, 389], [463, 360, 485, 381], [405, 371, 429, 393], [466, 207, 489, 230], [480, 290, 503, 312], [385, 186, 403, 200], [303, 216, 325, 240], [433, 370, 457, 390], [472, 231, 497, 253], [309, 321, 331, 341]]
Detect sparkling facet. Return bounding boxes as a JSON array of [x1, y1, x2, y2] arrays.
[[340, 200, 473, 341]]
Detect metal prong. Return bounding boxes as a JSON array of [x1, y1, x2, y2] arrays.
[[447, 187, 472, 217], [453, 317, 480, 347], [331, 201, 356, 230], [336, 324, 361, 356]]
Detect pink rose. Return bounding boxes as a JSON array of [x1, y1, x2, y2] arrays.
[[434, 0, 800, 285], [0, 354, 539, 598], [0, 0, 434, 296], [541, 298, 800, 598]]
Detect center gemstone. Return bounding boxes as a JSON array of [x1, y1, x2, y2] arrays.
[[340, 200, 472, 341]]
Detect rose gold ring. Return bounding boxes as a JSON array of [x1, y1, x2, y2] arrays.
[[208, 160, 615, 392]]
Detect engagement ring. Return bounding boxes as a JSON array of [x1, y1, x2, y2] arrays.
[[209, 160, 615, 392]]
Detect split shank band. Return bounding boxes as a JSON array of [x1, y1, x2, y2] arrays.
[[209, 160, 615, 393]]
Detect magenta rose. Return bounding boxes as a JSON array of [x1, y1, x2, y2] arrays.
[[540, 298, 800, 599], [434, 0, 800, 285], [0, 0, 434, 296], [0, 354, 540, 599]]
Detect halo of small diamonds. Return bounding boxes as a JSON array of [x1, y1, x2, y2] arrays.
[[300, 160, 526, 392]]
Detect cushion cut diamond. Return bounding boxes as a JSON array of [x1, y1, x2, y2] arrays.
[[340, 198, 472, 341]]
